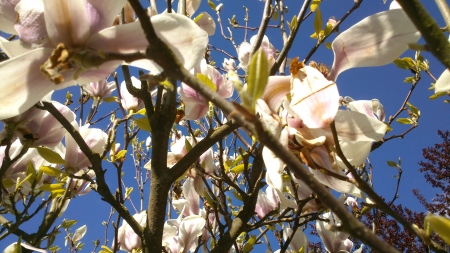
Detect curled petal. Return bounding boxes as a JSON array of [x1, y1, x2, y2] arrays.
[[333, 110, 387, 142], [435, 69, 450, 93], [261, 76, 290, 112], [329, 9, 420, 81], [194, 12, 216, 36]]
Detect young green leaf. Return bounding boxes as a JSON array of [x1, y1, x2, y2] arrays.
[[314, 8, 323, 37], [134, 117, 151, 132], [39, 166, 63, 177], [36, 147, 66, 164], [247, 48, 269, 112], [424, 214, 450, 244], [197, 73, 216, 91]]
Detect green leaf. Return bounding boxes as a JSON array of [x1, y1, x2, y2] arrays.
[[26, 161, 36, 182], [115, 150, 128, 160], [386, 160, 398, 167], [185, 138, 193, 153], [243, 235, 257, 253], [36, 147, 66, 164], [208, 0, 216, 10], [314, 8, 323, 36], [125, 187, 133, 199], [290, 15, 298, 31], [40, 183, 65, 192], [247, 48, 269, 113], [231, 164, 246, 173], [135, 108, 146, 116], [393, 57, 414, 69], [134, 117, 151, 132], [310, 0, 321, 12], [272, 10, 278, 21], [324, 42, 332, 49], [39, 166, 63, 177], [424, 214, 450, 244], [232, 190, 243, 201], [406, 102, 420, 117], [396, 118, 413, 125], [193, 13, 204, 23], [61, 219, 77, 229], [404, 76, 415, 83], [159, 79, 174, 91], [99, 245, 113, 253], [197, 73, 216, 91], [323, 23, 334, 37], [103, 96, 118, 103]]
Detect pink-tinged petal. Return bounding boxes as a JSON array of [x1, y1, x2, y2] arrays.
[[84, 0, 127, 34], [263, 128, 288, 192], [178, 0, 201, 16], [199, 148, 216, 174], [329, 9, 421, 81], [194, 12, 216, 36], [179, 83, 204, 103], [290, 66, 339, 128], [0, 40, 36, 58], [88, 13, 208, 71], [435, 69, 450, 93], [14, 0, 49, 48], [309, 146, 362, 197], [178, 215, 206, 253], [0, 48, 76, 120], [283, 227, 308, 252], [182, 178, 200, 216], [0, 0, 20, 34], [43, 0, 90, 46], [261, 76, 290, 112], [334, 110, 387, 142], [184, 102, 208, 120]]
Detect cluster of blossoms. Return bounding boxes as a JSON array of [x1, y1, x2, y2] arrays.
[[0, 0, 434, 252]]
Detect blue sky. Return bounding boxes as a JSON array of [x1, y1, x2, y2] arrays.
[[2, 0, 449, 251]]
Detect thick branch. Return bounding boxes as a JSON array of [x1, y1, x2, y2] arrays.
[[397, 0, 450, 69]]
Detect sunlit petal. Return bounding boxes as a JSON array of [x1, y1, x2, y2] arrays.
[[329, 9, 420, 81], [290, 66, 339, 128], [87, 13, 208, 72], [194, 12, 216, 36], [0, 48, 76, 120], [43, 0, 90, 46], [178, 215, 205, 253], [333, 110, 387, 141], [435, 69, 450, 93], [85, 0, 127, 34]]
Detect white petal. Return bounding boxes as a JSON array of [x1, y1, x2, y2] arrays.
[[84, 0, 127, 33], [178, 215, 205, 253], [0, 40, 35, 58], [0, 0, 20, 34], [87, 13, 208, 72], [435, 69, 450, 93], [43, 0, 90, 46], [194, 12, 216, 36], [329, 9, 421, 81], [0, 48, 76, 120], [334, 110, 387, 142]]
